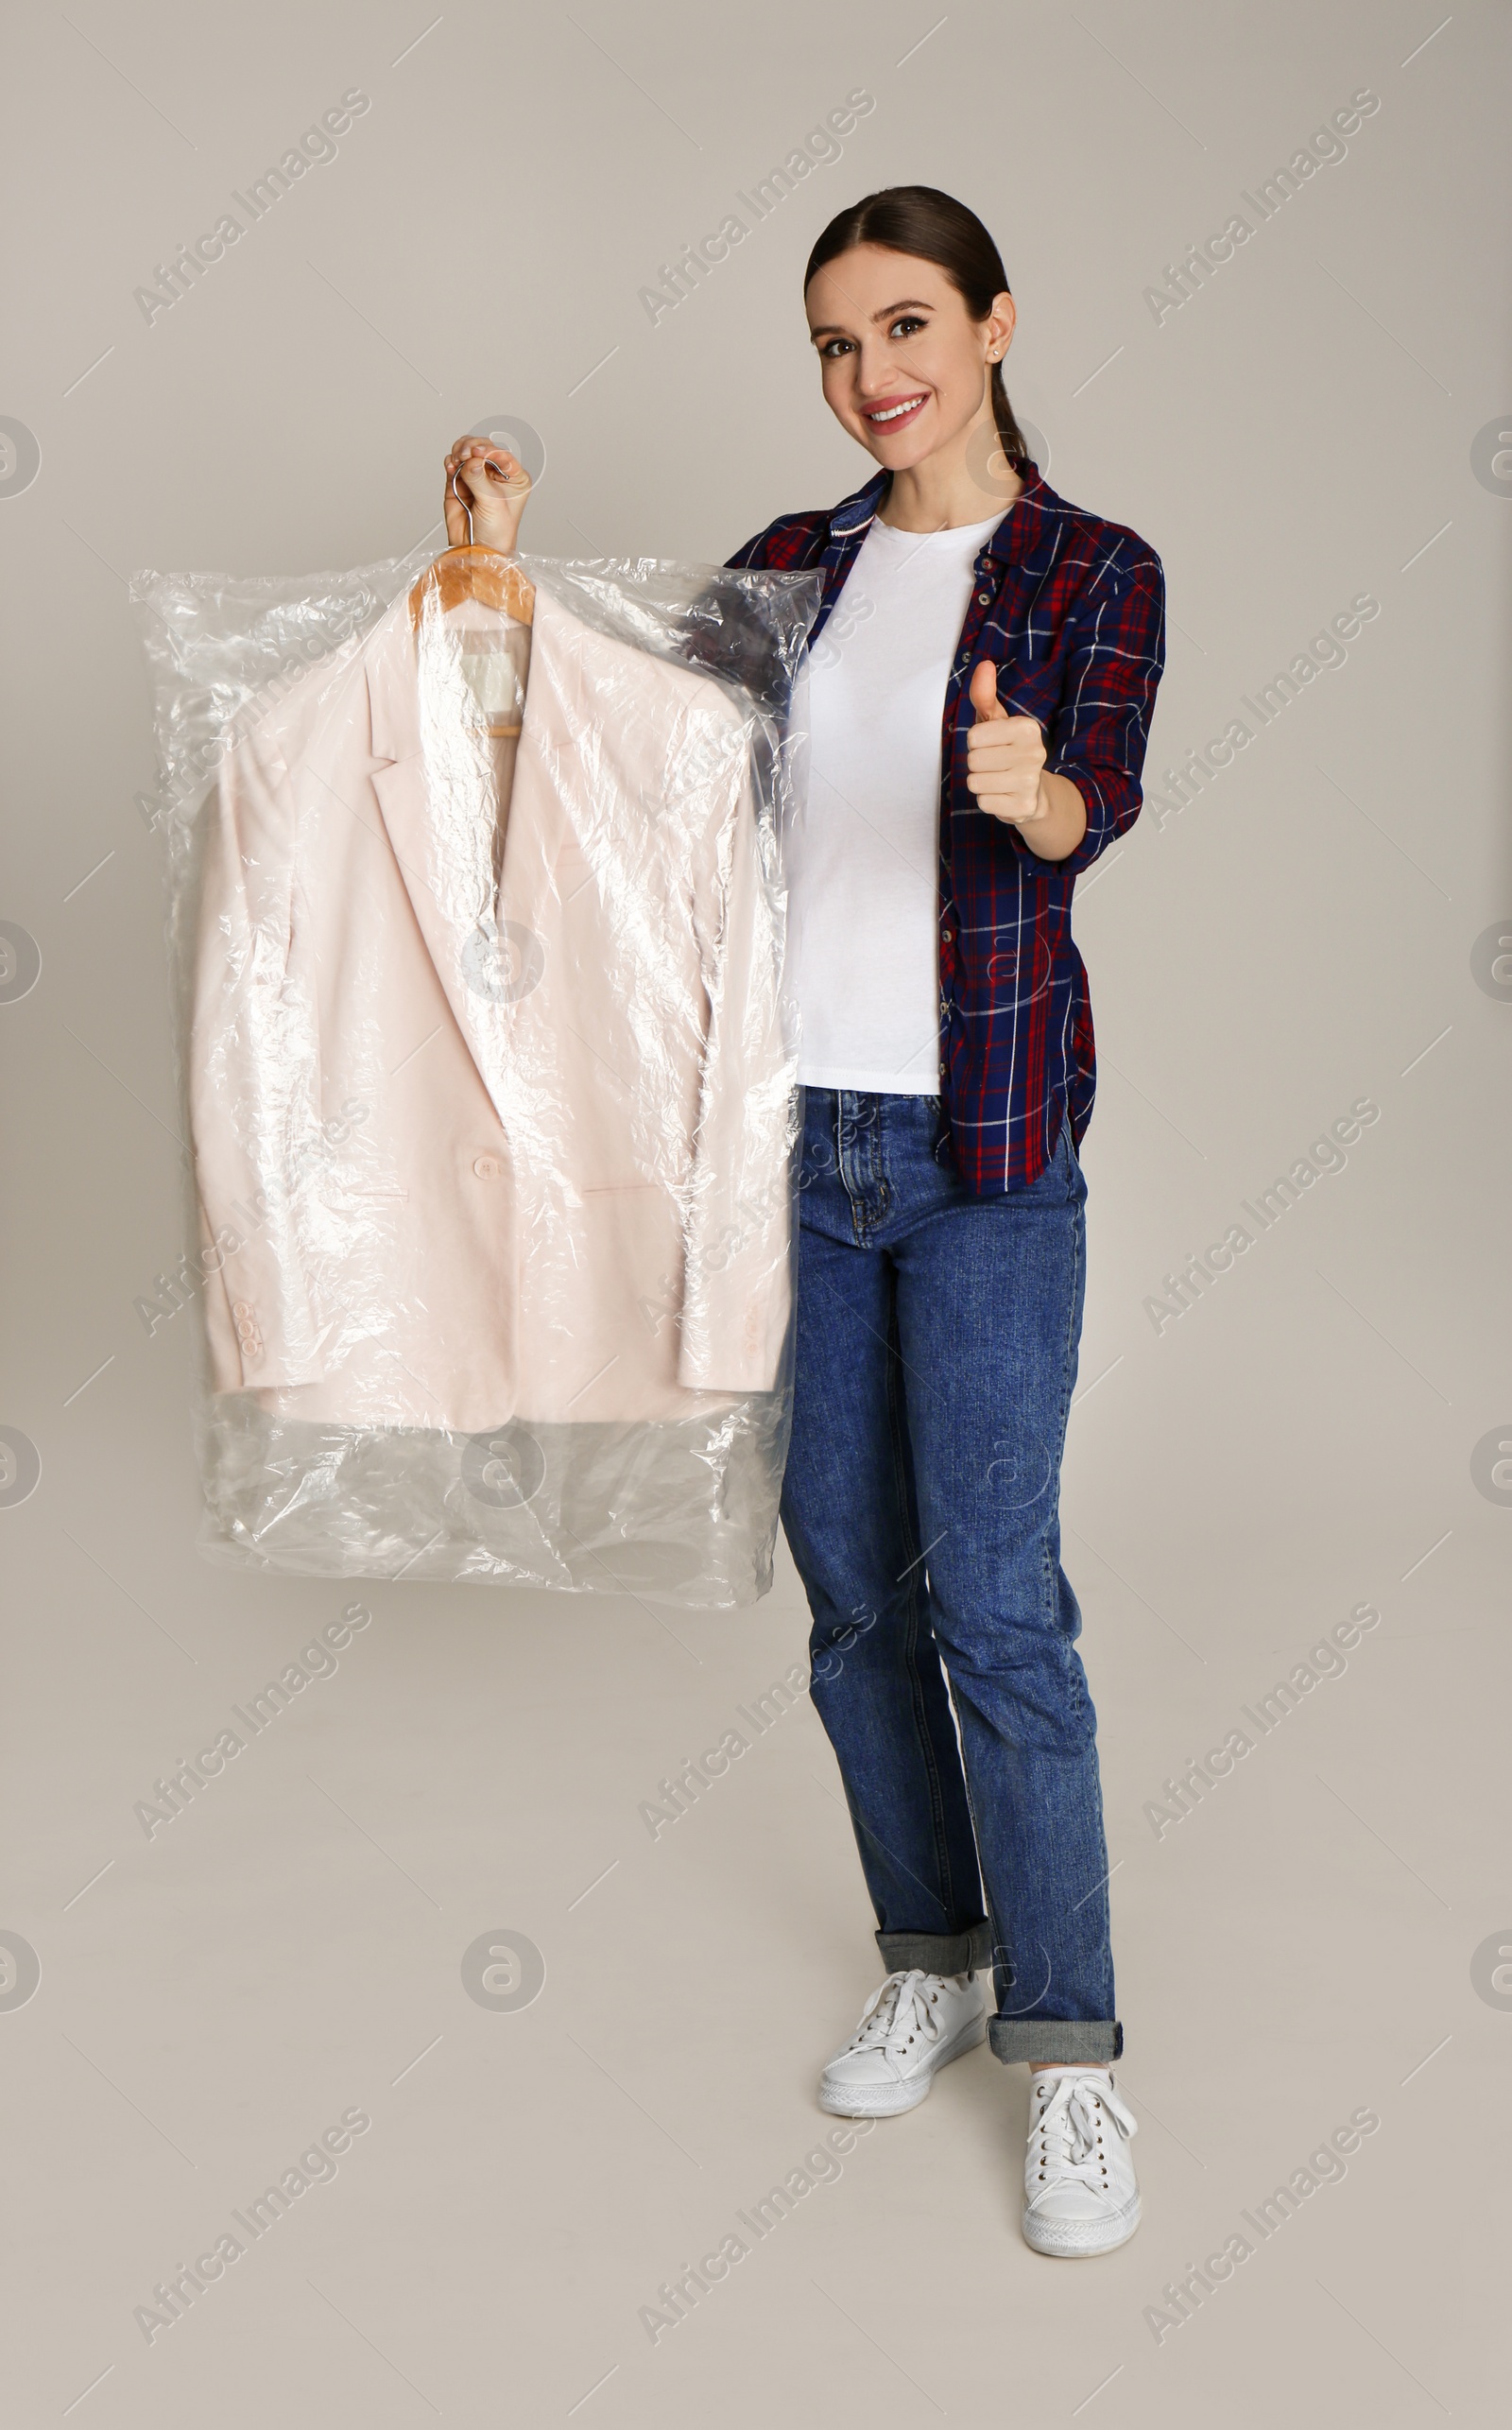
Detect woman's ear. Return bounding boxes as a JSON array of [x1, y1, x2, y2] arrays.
[[986, 291, 1016, 362]]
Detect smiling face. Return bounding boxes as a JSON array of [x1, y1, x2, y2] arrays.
[[805, 242, 1015, 473]]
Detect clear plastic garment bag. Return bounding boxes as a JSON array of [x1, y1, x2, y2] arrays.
[[132, 533, 820, 1605]]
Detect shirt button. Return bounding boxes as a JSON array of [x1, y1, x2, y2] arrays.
[[941, 927, 954, 943], [473, 1154, 504, 1179], [977, 592, 991, 605]]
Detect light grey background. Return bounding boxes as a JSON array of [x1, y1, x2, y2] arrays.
[[3, 1, 1509, 2421]]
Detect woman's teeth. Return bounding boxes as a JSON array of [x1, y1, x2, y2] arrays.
[[868, 396, 925, 422]]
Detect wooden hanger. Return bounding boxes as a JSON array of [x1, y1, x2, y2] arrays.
[[408, 546, 534, 631], [408, 461, 535, 633]]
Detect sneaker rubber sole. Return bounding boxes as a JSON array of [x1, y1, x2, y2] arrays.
[[1022, 2191, 1142, 2257]]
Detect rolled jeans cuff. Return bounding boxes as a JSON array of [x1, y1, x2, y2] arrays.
[[876, 1919, 993, 1977], [988, 2017, 1124, 2064]]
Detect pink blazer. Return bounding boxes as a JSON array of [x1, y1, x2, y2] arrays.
[[189, 576, 795, 1432]]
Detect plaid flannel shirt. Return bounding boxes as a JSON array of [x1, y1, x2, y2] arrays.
[[727, 462, 1166, 1192]]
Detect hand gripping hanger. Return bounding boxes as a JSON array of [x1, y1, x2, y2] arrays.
[[408, 457, 535, 633]]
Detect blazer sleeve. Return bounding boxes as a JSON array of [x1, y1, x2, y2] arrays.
[[189, 724, 327, 1390], [676, 719, 795, 1396]]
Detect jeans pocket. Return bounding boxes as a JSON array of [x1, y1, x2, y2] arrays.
[[1037, 1111, 1083, 1205]]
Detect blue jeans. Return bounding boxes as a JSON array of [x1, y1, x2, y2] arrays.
[[781, 1089, 1121, 2064]]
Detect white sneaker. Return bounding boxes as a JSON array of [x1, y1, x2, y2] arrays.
[[817, 1968, 987, 2117], [1022, 2066, 1141, 2256]]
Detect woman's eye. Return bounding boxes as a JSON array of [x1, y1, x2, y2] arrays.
[[818, 337, 853, 358], [889, 317, 926, 338]]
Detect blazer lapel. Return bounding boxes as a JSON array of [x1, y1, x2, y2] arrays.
[[364, 600, 537, 1130]]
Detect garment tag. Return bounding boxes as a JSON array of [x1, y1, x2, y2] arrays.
[[458, 643, 525, 718]]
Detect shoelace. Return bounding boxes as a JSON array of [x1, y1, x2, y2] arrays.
[[1029, 2071, 1138, 2195], [846, 1969, 946, 2072]]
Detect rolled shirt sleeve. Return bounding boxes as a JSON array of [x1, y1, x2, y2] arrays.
[[1015, 539, 1167, 880]]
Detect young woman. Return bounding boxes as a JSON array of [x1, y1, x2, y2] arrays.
[[443, 183, 1165, 2258]]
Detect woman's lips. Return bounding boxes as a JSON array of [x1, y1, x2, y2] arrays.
[[861, 392, 929, 433]]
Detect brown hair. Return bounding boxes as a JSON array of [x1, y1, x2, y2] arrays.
[[803, 184, 1030, 471]]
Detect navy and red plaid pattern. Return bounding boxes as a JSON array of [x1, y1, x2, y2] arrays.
[[728, 463, 1166, 1193]]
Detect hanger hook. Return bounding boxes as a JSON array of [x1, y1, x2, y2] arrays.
[[449, 465, 474, 548]]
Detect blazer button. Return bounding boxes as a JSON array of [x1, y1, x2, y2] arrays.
[[473, 1154, 504, 1179]]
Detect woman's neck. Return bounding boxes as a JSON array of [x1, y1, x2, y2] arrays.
[[876, 411, 1023, 532]]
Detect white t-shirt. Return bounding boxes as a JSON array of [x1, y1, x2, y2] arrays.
[[784, 510, 1004, 1094]]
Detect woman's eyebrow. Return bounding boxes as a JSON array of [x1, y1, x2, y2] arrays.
[[808, 299, 936, 339]]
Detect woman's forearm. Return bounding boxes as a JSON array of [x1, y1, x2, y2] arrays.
[[1018, 769, 1089, 863]]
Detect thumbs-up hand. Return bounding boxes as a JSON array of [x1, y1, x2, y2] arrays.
[[965, 661, 1049, 828]]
